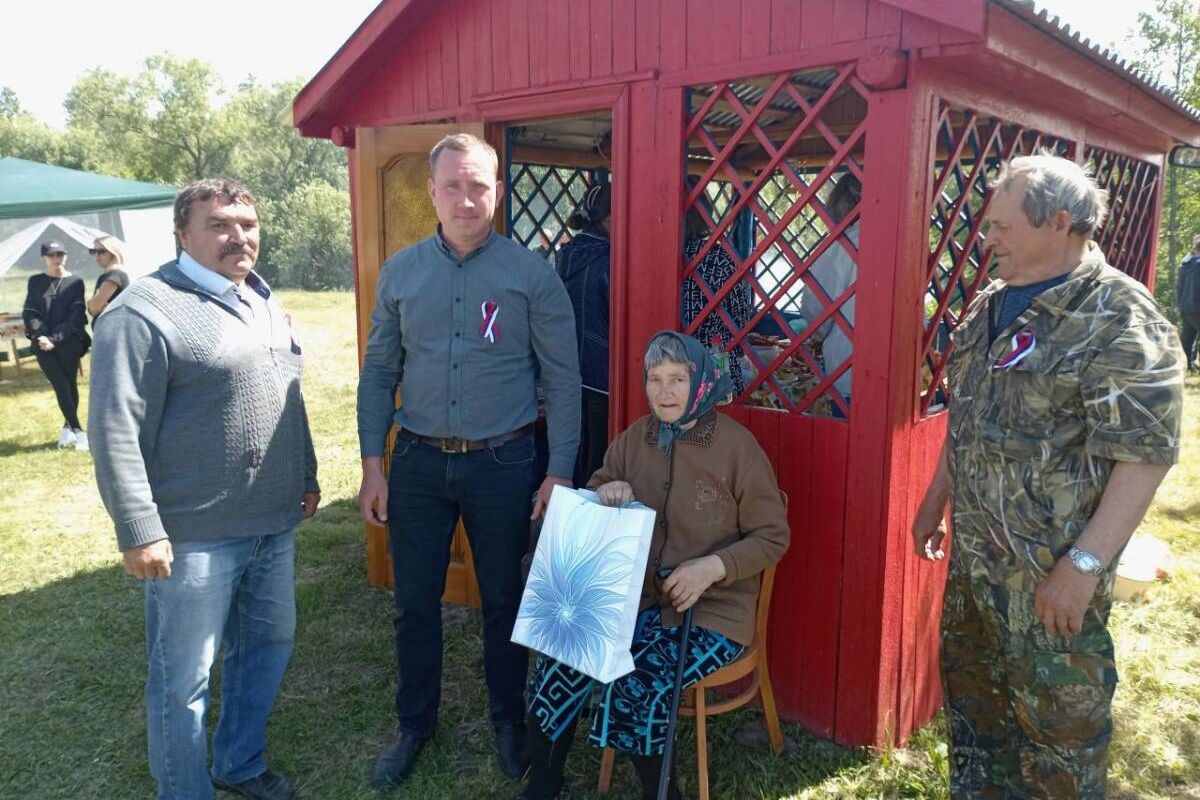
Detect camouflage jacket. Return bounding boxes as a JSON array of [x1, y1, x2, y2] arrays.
[[946, 246, 1184, 586]]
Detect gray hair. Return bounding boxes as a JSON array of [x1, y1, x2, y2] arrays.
[[429, 133, 499, 178], [644, 332, 690, 370], [993, 152, 1109, 237]]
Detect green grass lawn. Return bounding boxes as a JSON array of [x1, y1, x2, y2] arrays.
[[0, 290, 1195, 799]]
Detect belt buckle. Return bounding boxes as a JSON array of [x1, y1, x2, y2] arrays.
[[441, 437, 469, 454]]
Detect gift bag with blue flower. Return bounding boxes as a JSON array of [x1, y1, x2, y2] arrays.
[[511, 484, 656, 683]]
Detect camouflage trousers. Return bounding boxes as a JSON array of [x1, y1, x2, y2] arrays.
[[940, 574, 1117, 799]]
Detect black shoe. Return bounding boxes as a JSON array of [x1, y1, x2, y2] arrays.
[[370, 732, 429, 790], [496, 724, 530, 779], [629, 754, 680, 800], [515, 787, 571, 800], [212, 769, 296, 800]]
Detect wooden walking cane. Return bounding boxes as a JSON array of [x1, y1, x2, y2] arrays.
[[657, 567, 694, 800]]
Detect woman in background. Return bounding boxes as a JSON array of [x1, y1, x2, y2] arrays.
[[87, 235, 130, 320], [22, 240, 91, 450]]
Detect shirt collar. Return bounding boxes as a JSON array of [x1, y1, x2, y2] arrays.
[[177, 251, 271, 300], [178, 251, 236, 298], [435, 225, 496, 262]]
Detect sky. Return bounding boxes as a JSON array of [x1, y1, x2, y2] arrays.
[[0, 0, 1163, 128]]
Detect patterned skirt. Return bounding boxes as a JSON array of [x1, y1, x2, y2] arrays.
[[527, 605, 744, 756]]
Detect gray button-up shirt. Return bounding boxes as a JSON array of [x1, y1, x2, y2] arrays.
[[358, 229, 582, 478]]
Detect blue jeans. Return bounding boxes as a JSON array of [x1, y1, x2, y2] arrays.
[[386, 433, 538, 737], [144, 531, 296, 800]]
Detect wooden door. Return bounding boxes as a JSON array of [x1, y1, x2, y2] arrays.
[[353, 124, 488, 606]]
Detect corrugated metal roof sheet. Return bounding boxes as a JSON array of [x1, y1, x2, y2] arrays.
[[994, 0, 1200, 123]]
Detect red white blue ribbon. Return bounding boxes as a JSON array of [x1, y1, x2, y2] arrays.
[[993, 327, 1036, 370], [480, 300, 500, 343]]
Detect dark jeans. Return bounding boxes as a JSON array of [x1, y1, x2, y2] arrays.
[[573, 388, 609, 487], [34, 339, 85, 430], [1180, 311, 1200, 367], [386, 433, 538, 737]]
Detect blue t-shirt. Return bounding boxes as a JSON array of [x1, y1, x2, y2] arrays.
[[991, 272, 1071, 341]]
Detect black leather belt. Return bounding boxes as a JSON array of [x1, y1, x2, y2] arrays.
[[400, 423, 534, 454]]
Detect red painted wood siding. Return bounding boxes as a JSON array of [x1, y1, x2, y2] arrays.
[[333, 0, 973, 127]]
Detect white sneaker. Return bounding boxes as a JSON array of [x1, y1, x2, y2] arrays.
[[58, 427, 76, 448], [74, 431, 89, 452]]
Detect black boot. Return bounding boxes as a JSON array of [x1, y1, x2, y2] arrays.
[[629, 753, 681, 800], [516, 714, 578, 800]]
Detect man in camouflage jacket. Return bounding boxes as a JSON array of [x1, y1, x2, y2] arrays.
[[912, 154, 1184, 799]]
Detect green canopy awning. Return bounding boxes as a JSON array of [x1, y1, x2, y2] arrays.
[[0, 157, 176, 220]]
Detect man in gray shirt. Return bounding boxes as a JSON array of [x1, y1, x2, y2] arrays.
[[90, 178, 319, 800], [358, 133, 581, 790]]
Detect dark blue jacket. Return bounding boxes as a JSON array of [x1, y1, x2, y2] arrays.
[[556, 231, 611, 393], [1179, 253, 1200, 314]]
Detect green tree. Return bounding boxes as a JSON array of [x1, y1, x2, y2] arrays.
[[0, 87, 64, 165], [226, 78, 347, 199], [222, 78, 348, 286], [1133, 1, 1200, 300], [0, 113, 62, 164], [270, 181, 352, 290], [64, 56, 238, 184], [0, 86, 22, 119]]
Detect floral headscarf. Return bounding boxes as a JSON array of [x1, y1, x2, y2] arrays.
[[645, 331, 734, 455]]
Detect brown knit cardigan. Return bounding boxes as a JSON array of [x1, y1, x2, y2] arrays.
[[587, 410, 790, 645]]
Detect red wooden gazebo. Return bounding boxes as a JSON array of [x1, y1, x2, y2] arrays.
[[296, 0, 1200, 747]]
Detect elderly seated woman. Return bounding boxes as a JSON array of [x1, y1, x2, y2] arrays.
[[518, 331, 790, 800]]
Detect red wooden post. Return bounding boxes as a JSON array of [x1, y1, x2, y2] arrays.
[[834, 84, 917, 745], [614, 80, 684, 429]]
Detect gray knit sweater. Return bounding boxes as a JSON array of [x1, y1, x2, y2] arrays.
[[90, 261, 319, 551]]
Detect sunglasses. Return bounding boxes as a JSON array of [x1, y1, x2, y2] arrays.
[[44, 252, 66, 258], [88, 248, 108, 255]]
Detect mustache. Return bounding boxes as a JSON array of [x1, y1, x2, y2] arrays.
[[221, 244, 253, 257]]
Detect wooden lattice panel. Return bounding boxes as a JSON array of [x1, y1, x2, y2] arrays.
[[919, 103, 1074, 416], [507, 161, 595, 253], [682, 65, 870, 418], [1085, 146, 1160, 285]]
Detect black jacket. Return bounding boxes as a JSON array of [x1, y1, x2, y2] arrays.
[[22, 273, 91, 351], [555, 231, 611, 393], [1179, 253, 1200, 314]]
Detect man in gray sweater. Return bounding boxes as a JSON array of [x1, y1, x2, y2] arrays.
[[90, 178, 319, 800]]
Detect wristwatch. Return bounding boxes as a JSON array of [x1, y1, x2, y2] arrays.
[[1067, 547, 1104, 576]]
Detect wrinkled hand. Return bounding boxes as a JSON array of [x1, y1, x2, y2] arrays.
[[595, 481, 634, 507], [912, 513, 948, 561], [36, 336, 53, 352], [301, 492, 320, 519], [359, 470, 388, 525], [533, 476, 572, 519], [123, 539, 174, 580], [1035, 557, 1101, 637], [663, 555, 726, 613]]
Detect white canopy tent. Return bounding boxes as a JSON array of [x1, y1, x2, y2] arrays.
[[0, 208, 175, 281], [0, 158, 177, 311]]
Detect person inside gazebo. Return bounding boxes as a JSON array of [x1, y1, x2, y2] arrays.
[[681, 207, 754, 396], [799, 173, 861, 411], [519, 331, 790, 800], [555, 180, 613, 487]]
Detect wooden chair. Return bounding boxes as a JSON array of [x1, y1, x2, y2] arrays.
[[597, 563, 784, 800]]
